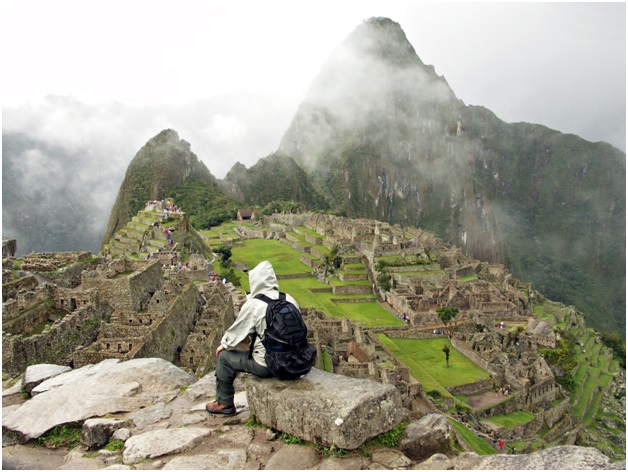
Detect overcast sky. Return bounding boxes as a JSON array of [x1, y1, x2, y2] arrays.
[[2, 0, 626, 181]]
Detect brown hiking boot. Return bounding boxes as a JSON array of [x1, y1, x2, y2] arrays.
[[205, 400, 236, 416]]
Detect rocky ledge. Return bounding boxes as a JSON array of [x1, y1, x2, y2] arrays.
[[2, 358, 625, 470]]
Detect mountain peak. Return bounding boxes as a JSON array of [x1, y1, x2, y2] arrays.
[[344, 17, 421, 66]]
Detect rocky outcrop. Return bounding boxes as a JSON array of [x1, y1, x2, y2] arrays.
[[469, 446, 624, 470], [2, 358, 195, 440], [2, 359, 623, 470], [243, 368, 409, 449]]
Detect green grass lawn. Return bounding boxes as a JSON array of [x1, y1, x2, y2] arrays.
[[231, 239, 312, 275], [582, 390, 604, 426], [573, 369, 601, 419], [229, 238, 404, 327], [449, 419, 497, 455], [375, 335, 489, 405], [378, 336, 490, 387], [486, 410, 535, 429]]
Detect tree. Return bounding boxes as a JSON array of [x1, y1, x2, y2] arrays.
[[322, 245, 342, 277], [436, 306, 459, 337], [213, 245, 232, 264], [442, 344, 451, 367]]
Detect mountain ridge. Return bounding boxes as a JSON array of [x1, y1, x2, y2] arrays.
[[3, 17, 624, 337]]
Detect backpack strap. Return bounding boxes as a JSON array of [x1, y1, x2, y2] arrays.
[[254, 292, 286, 303]]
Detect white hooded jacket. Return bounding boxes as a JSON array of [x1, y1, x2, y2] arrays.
[[219, 260, 299, 367]]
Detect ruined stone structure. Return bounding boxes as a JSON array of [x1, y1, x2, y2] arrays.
[[3, 210, 605, 454], [2, 206, 232, 378], [225, 213, 576, 432]]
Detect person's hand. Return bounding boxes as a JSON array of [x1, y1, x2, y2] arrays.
[[215, 344, 226, 358]]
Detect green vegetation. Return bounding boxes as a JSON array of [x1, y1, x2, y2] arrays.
[[372, 422, 408, 448], [600, 331, 626, 369], [281, 432, 305, 445], [320, 348, 333, 373], [487, 411, 535, 429], [245, 413, 263, 428], [229, 238, 403, 327], [36, 425, 82, 448], [377, 335, 489, 388], [436, 306, 459, 337], [104, 440, 125, 451], [448, 419, 497, 455]]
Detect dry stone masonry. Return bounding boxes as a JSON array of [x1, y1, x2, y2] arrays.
[[2, 210, 624, 466]]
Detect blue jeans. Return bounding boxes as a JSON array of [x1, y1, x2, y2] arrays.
[[215, 349, 272, 406]]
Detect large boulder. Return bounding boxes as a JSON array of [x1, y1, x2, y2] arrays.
[[243, 368, 408, 450], [399, 413, 451, 461], [2, 358, 196, 441]]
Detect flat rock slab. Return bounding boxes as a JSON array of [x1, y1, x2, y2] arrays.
[[122, 427, 213, 464], [2, 358, 196, 441], [244, 368, 408, 450], [473, 445, 617, 470], [163, 449, 246, 470], [264, 444, 321, 470], [23, 364, 72, 394]]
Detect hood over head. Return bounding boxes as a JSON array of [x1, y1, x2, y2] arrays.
[[248, 260, 279, 296]]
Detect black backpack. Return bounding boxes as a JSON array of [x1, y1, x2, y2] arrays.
[[250, 292, 317, 380]]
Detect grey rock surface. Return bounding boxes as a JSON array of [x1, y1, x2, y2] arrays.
[[2, 358, 195, 440], [22, 364, 72, 394], [399, 413, 451, 461], [122, 427, 213, 464], [162, 449, 247, 470], [81, 418, 131, 449], [264, 443, 322, 470], [245, 368, 409, 449], [1, 358, 622, 471], [471, 445, 618, 470]]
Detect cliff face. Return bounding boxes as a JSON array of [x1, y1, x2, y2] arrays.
[[101, 129, 220, 247], [275, 17, 625, 334]]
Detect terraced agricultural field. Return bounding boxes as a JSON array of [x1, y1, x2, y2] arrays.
[[229, 238, 404, 327]]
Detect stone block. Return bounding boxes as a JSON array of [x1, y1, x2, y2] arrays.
[[81, 418, 131, 449], [399, 414, 451, 461], [243, 368, 408, 450]]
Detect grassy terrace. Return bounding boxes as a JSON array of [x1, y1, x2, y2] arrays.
[[486, 410, 535, 429], [294, 225, 324, 239], [229, 238, 403, 327], [376, 335, 489, 401], [449, 419, 497, 455]]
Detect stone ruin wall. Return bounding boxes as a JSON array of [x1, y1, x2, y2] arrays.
[[2, 281, 99, 337], [3, 300, 112, 375], [2, 280, 54, 330], [180, 281, 236, 377], [20, 251, 92, 272], [450, 336, 504, 380], [55, 286, 98, 312], [73, 280, 202, 368], [81, 260, 163, 312], [2, 299, 52, 336], [265, 213, 310, 228], [2, 275, 39, 302], [132, 283, 201, 361]]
